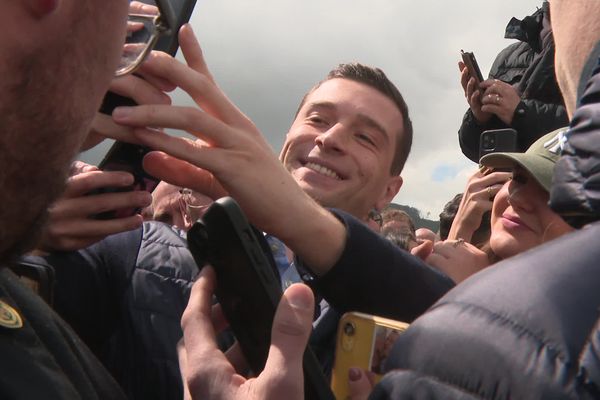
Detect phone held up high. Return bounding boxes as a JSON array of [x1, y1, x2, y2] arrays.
[[94, 0, 197, 219], [331, 312, 409, 400], [187, 197, 335, 400], [460, 50, 484, 86], [479, 128, 518, 161]]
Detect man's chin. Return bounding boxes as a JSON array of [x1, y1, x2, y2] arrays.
[[0, 209, 48, 266]]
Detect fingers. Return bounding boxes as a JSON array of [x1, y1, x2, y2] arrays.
[[179, 24, 216, 84], [114, 104, 237, 149], [109, 74, 172, 105], [133, 30, 249, 127], [182, 266, 237, 397], [348, 368, 374, 400], [70, 161, 98, 176], [50, 191, 152, 219], [41, 215, 143, 251], [143, 151, 228, 200], [260, 283, 315, 398], [63, 170, 135, 198], [410, 239, 433, 260], [136, 52, 179, 92], [89, 113, 140, 144]]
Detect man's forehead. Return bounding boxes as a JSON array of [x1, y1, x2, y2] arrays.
[[300, 78, 404, 143]]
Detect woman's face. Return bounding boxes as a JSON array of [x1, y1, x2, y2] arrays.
[[490, 167, 574, 259]]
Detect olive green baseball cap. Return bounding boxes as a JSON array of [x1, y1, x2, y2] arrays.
[[480, 127, 569, 192]]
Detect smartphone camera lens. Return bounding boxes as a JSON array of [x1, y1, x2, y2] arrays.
[[483, 134, 496, 150], [343, 322, 356, 336]]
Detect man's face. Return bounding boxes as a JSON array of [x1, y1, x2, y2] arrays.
[[0, 1, 128, 260], [280, 79, 404, 220]]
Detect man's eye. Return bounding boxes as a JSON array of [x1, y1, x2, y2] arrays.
[[306, 114, 329, 125], [356, 132, 376, 146]]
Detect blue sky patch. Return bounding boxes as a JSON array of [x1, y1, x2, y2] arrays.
[[432, 164, 461, 182]]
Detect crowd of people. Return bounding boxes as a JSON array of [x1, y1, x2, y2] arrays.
[[1, 0, 600, 399]]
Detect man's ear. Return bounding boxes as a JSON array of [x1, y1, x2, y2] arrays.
[[24, 0, 59, 18], [374, 175, 403, 211]]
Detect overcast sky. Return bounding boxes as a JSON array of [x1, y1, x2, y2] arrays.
[[84, 0, 543, 219]]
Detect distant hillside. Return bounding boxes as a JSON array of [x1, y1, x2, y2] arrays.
[[386, 203, 439, 233]]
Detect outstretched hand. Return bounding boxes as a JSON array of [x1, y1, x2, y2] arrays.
[[179, 266, 314, 400], [112, 24, 347, 274]]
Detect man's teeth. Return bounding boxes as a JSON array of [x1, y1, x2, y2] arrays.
[[306, 162, 340, 180]]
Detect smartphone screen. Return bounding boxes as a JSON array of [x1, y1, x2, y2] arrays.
[[187, 197, 335, 400]]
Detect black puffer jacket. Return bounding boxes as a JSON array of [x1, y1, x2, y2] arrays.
[[550, 52, 600, 226], [23, 221, 198, 400], [367, 47, 600, 399], [372, 226, 600, 399], [458, 2, 568, 162]]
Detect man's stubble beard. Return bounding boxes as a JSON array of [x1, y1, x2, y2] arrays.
[[0, 10, 104, 263]]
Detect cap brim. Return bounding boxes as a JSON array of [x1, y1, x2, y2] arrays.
[[480, 152, 555, 192]]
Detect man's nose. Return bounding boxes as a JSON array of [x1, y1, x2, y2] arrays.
[[315, 123, 348, 153]]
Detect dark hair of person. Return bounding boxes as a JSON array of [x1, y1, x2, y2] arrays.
[[295, 63, 413, 175], [439, 193, 463, 240]]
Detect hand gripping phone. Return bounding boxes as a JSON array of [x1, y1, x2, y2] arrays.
[[93, 0, 197, 219], [461, 50, 484, 86], [331, 312, 409, 400], [187, 197, 335, 400]]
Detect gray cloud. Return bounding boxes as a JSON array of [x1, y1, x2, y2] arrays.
[[83, 0, 543, 217]]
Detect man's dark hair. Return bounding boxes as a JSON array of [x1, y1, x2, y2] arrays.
[[439, 193, 462, 240], [295, 63, 413, 175]]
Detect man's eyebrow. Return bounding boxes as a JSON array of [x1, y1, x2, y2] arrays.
[[304, 101, 337, 113], [304, 101, 391, 143]]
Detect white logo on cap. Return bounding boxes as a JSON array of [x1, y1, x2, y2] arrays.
[[543, 128, 568, 155]]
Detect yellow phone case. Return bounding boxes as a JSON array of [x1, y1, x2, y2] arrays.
[[331, 312, 409, 400]]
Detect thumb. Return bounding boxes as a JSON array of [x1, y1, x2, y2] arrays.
[[411, 239, 434, 260], [260, 283, 315, 399], [348, 368, 374, 400]]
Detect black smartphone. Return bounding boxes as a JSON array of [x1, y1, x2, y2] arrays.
[[93, 0, 197, 219], [479, 128, 518, 160], [187, 197, 335, 400], [461, 50, 484, 85], [100, 0, 197, 116]]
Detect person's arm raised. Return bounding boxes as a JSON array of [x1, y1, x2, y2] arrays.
[[112, 24, 347, 275]]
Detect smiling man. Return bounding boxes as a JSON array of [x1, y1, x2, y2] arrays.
[[280, 64, 411, 221]]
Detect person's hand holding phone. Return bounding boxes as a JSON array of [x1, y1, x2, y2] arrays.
[[34, 161, 152, 252], [179, 266, 314, 400], [447, 169, 511, 244], [82, 55, 177, 151], [459, 61, 493, 124], [112, 25, 347, 275], [478, 79, 521, 125]]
